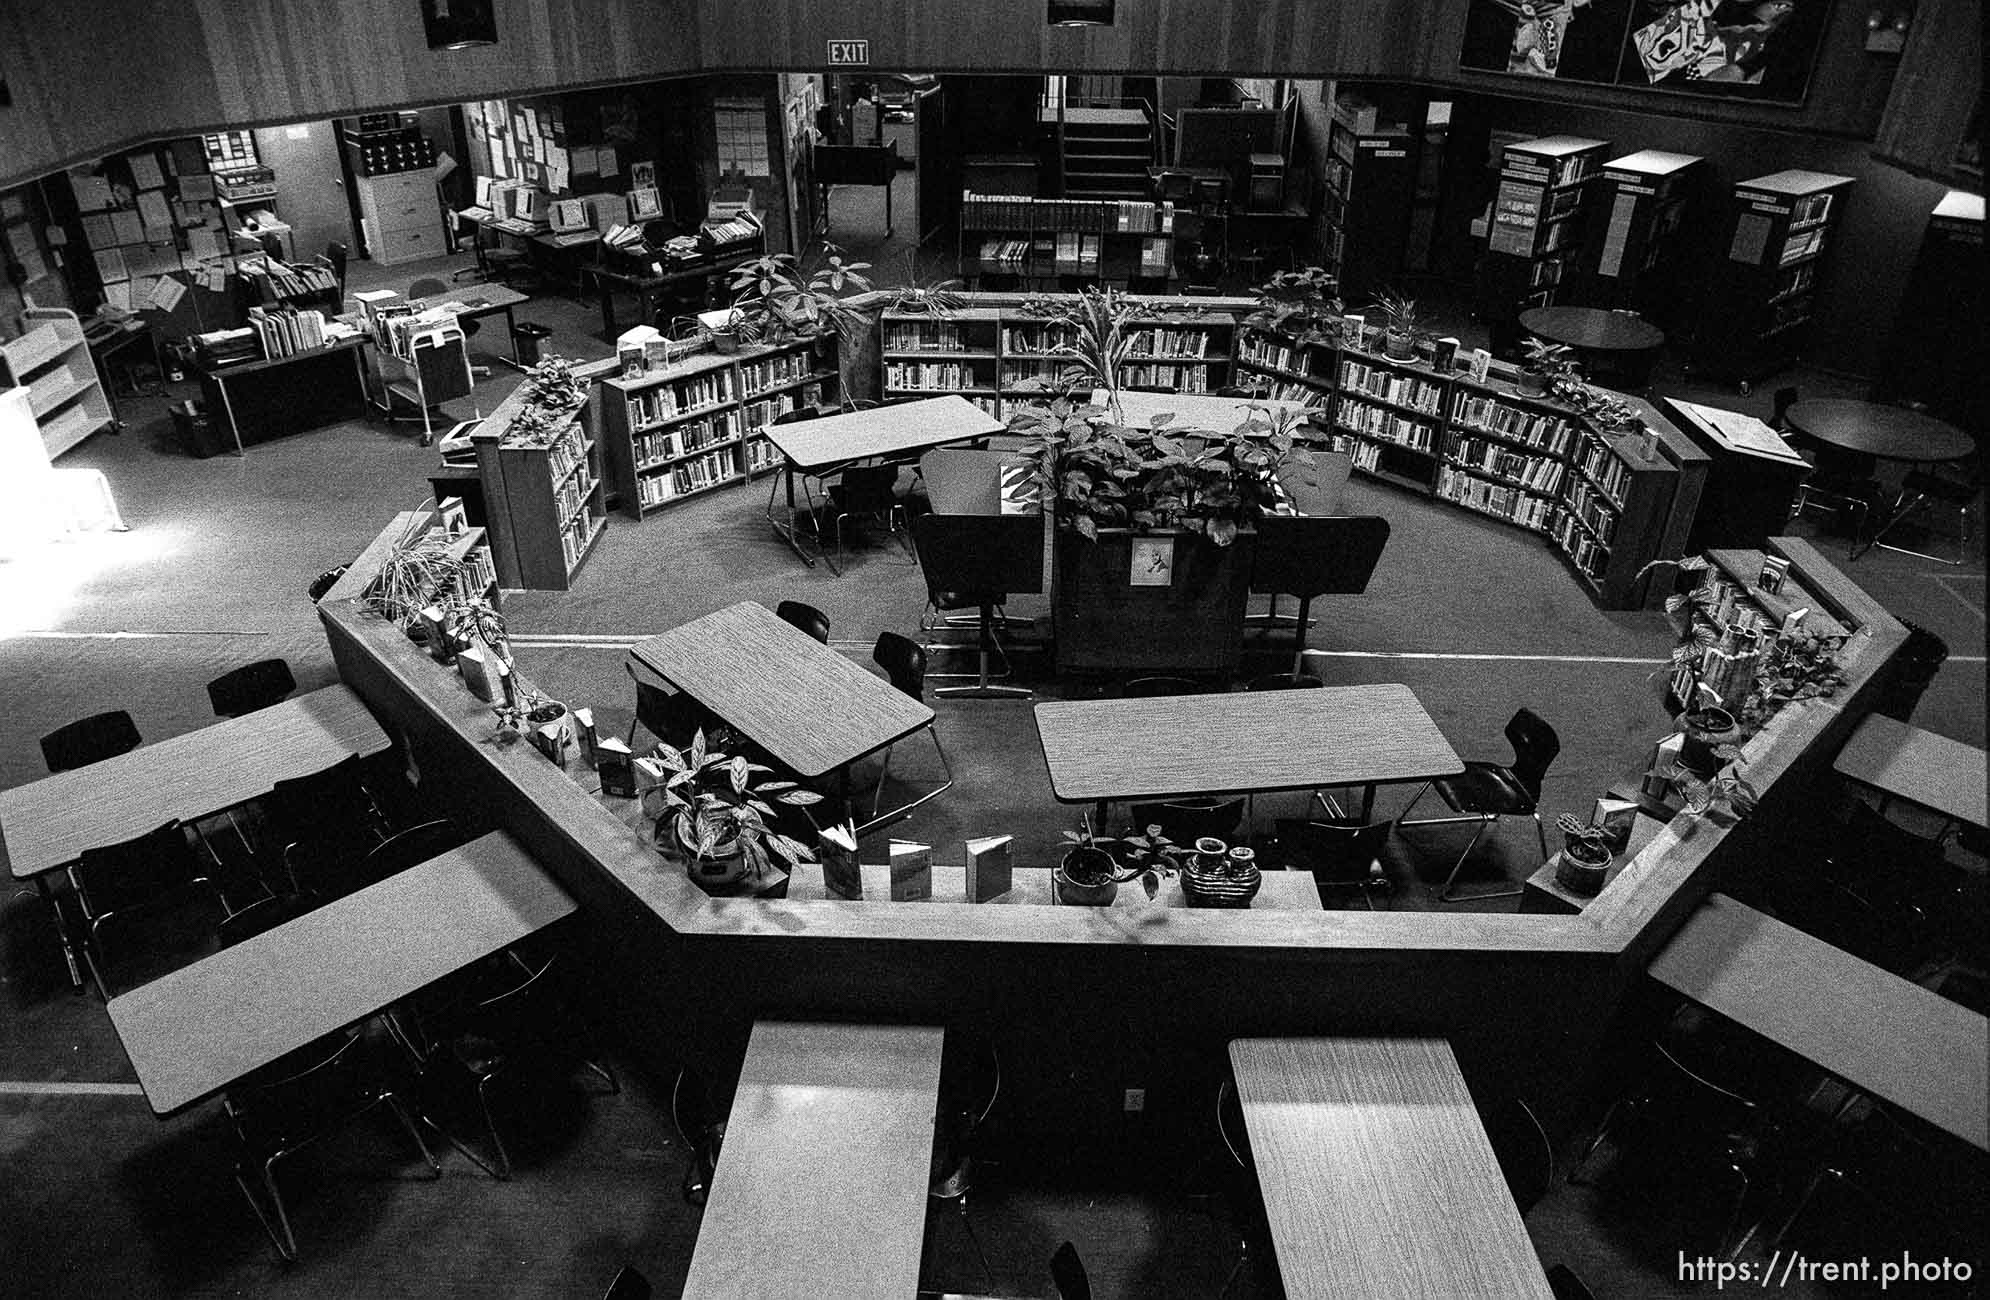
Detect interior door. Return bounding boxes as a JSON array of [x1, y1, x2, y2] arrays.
[[916, 83, 951, 247], [252, 120, 354, 263]]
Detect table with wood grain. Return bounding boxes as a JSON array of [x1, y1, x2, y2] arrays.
[[1648, 892, 1988, 1151], [629, 600, 935, 789], [106, 830, 575, 1116], [1832, 712, 1987, 832], [1034, 684, 1463, 824], [680, 1020, 944, 1300], [1228, 1036, 1552, 1299], [763, 395, 1004, 572], [404, 282, 531, 366]]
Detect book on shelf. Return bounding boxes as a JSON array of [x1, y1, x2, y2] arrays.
[[820, 823, 862, 899], [1335, 396, 1437, 452], [964, 835, 1013, 903], [889, 840, 933, 902], [1464, 348, 1492, 383], [1436, 467, 1556, 530]]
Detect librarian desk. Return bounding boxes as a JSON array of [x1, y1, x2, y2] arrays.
[[1832, 713, 1987, 833], [585, 250, 761, 338], [1519, 305, 1666, 389], [1034, 684, 1463, 828], [1231, 1036, 1553, 1299], [762, 394, 1005, 573], [0, 684, 392, 986], [628, 600, 941, 834], [105, 830, 574, 1115], [404, 282, 531, 368], [1649, 892, 1989, 1151], [194, 334, 371, 454]]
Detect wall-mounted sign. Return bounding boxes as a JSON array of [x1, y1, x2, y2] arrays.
[[827, 40, 870, 66]]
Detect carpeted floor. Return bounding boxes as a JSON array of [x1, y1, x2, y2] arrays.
[[1, 247, 1982, 1297]]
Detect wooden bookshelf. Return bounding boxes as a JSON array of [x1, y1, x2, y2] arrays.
[[882, 307, 1001, 412], [1476, 136, 1611, 352], [1692, 170, 1855, 390], [474, 395, 608, 591], [598, 337, 836, 519], [0, 307, 114, 459], [959, 193, 1181, 289], [1573, 150, 1705, 331]]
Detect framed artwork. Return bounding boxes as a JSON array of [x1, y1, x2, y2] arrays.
[[1459, 0, 1834, 106], [631, 161, 657, 191], [1129, 536, 1175, 587]]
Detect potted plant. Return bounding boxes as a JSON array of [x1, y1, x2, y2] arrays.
[[646, 727, 823, 890], [1666, 759, 1760, 825], [522, 355, 587, 413], [1246, 267, 1342, 341], [1736, 625, 1848, 730], [1553, 814, 1616, 897], [363, 513, 465, 634], [725, 243, 874, 347], [703, 307, 753, 354], [1055, 826, 1122, 905], [885, 278, 968, 317], [1366, 288, 1430, 362], [1517, 335, 1574, 398], [1676, 695, 1741, 778], [1049, 286, 1138, 409]]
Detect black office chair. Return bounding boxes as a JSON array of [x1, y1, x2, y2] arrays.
[[260, 754, 392, 895], [1120, 676, 1205, 698], [1545, 1264, 1598, 1300], [206, 658, 297, 718], [602, 1265, 652, 1300], [775, 599, 831, 644], [67, 819, 235, 999], [1248, 515, 1392, 675], [623, 658, 716, 749], [1398, 709, 1560, 903], [1481, 1096, 1555, 1216], [1050, 1242, 1092, 1300], [319, 818, 464, 901], [40, 709, 141, 773], [826, 464, 910, 562], [215, 893, 310, 949], [1270, 817, 1392, 907], [868, 633, 954, 822], [910, 512, 1032, 701], [410, 275, 489, 378], [1244, 672, 1323, 690], [224, 1025, 441, 1261]]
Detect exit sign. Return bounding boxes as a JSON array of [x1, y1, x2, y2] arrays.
[[827, 40, 870, 65]]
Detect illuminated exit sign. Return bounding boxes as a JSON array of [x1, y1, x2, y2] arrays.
[[827, 40, 870, 65]]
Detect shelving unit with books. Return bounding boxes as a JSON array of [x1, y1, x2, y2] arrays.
[[958, 193, 1179, 288], [0, 307, 114, 459], [473, 390, 608, 592], [1548, 405, 1703, 608], [1476, 135, 1610, 351], [599, 338, 837, 519], [1117, 307, 1235, 394], [1330, 343, 1445, 492], [1691, 170, 1855, 389], [882, 307, 1001, 407], [1573, 150, 1705, 331]]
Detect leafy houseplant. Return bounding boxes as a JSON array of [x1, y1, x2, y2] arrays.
[[647, 727, 823, 887], [885, 278, 968, 317], [1517, 335, 1575, 398], [1553, 814, 1615, 896], [1666, 760, 1760, 824], [1007, 398, 1311, 547], [364, 512, 464, 632], [1246, 267, 1342, 340], [1367, 289, 1430, 362], [724, 244, 874, 346], [1051, 286, 1139, 408], [1736, 625, 1848, 730], [523, 355, 587, 414], [1055, 827, 1122, 905]]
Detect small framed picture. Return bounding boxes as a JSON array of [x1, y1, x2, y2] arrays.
[[1340, 313, 1366, 350], [631, 161, 657, 191], [628, 186, 662, 220], [1129, 536, 1175, 587]]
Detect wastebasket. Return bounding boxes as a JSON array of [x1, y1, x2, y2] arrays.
[[511, 322, 554, 367], [169, 398, 226, 459]]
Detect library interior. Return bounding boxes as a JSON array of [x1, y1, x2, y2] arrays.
[[0, 1, 1985, 1297]]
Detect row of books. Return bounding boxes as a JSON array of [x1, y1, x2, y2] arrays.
[[1780, 226, 1827, 266], [1334, 397, 1438, 452], [447, 545, 498, 605], [1238, 337, 1317, 377], [543, 424, 588, 482], [1256, 380, 1325, 406], [240, 257, 338, 302], [628, 371, 735, 427], [1125, 328, 1212, 359], [1574, 435, 1633, 507], [554, 469, 594, 524], [1001, 325, 1077, 356], [1123, 364, 1210, 393], [739, 351, 813, 394], [1001, 362, 1079, 388], [1449, 394, 1579, 455], [1339, 360, 1444, 415], [1436, 468, 1556, 531], [1446, 436, 1565, 494], [559, 511, 598, 571], [884, 323, 974, 352], [961, 192, 1177, 235], [1550, 511, 1611, 582], [1052, 232, 1102, 275], [974, 238, 1032, 272], [1768, 261, 1817, 303], [886, 361, 987, 391], [633, 412, 740, 469], [636, 448, 742, 506], [702, 212, 762, 249], [246, 306, 330, 359], [743, 436, 783, 475], [742, 384, 824, 433], [1561, 477, 1622, 545]]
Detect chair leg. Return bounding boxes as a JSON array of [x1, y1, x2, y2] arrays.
[[871, 743, 895, 820], [1436, 816, 1523, 903], [385, 1093, 444, 1177], [476, 1076, 513, 1180], [236, 1155, 300, 1263]]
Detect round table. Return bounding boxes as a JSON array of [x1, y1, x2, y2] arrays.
[[1518, 306, 1665, 388], [1784, 399, 1975, 463]]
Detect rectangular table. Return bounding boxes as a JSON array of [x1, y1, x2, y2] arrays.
[[1649, 892, 1988, 1151], [1229, 1037, 1552, 1299], [196, 334, 371, 454], [404, 282, 530, 368], [1034, 684, 1463, 824], [1832, 713, 1987, 832], [680, 1020, 943, 1300], [106, 830, 575, 1115], [629, 603, 937, 829], [763, 395, 1004, 573], [784, 862, 1321, 909]]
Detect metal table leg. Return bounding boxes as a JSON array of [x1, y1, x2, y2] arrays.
[[33, 877, 83, 989]]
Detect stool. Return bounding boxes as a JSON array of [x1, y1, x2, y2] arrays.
[[511, 322, 553, 368]]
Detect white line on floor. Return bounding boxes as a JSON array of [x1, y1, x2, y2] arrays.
[[1931, 574, 1986, 620], [7, 630, 270, 639], [0, 1081, 146, 1097]]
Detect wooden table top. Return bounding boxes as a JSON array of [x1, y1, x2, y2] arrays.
[[784, 863, 1322, 909], [1785, 399, 1976, 463], [1098, 389, 1316, 432], [763, 395, 1003, 473], [1518, 305, 1665, 353], [1649, 892, 1989, 1151], [628, 601, 934, 779], [1228, 1036, 1552, 1299], [680, 1020, 944, 1299], [409, 282, 529, 313], [106, 831, 575, 1115], [1833, 714, 1987, 830], [1034, 684, 1463, 804], [3, 684, 392, 881]]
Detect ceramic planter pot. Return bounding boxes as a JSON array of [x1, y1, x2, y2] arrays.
[[1554, 843, 1614, 897], [708, 327, 742, 355], [1383, 329, 1418, 362], [1516, 368, 1550, 398], [670, 821, 751, 889], [1677, 707, 1739, 778], [1055, 847, 1120, 905], [1182, 857, 1261, 908]]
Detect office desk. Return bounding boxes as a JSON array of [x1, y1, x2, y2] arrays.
[[587, 250, 761, 337], [629, 600, 934, 786], [194, 335, 371, 454], [1833, 713, 1987, 832], [681, 1020, 943, 1300], [106, 830, 574, 1115], [1, 684, 392, 986], [784, 862, 1321, 909], [1034, 684, 1462, 824], [406, 283, 530, 367], [1649, 892, 1989, 1151], [1229, 1036, 1552, 1299], [763, 395, 1004, 572]]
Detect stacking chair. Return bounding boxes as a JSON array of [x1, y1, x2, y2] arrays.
[[223, 1025, 441, 1261], [409, 275, 489, 378], [1271, 817, 1392, 908], [1120, 676, 1204, 698], [260, 754, 392, 896], [868, 632, 955, 822], [67, 819, 233, 999], [826, 464, 910, 562], [602, 1265, 652, 1300], [1546, 1264, 1599, 1300], [775, 599, 831, 644], [1779, 387, 1880, 549], [624, 657, 715, 749], [1398, 708, 1559, 903], [1050, 1242, 1093, 1300], [1480, 1096, 1555, 1216], [1244, 671, 1323, 691], [1130, 799, 1245, 847], [1204, 1079, 1274, 1298], [911, 513, 1033, 700], [1248, 516, 1391, 675], [206, 658, 297, 718], [39, 709, 141, 773], [215, 893, 310, 949], [311, 818, 465, 901], [1858, 454, 1980, 565]]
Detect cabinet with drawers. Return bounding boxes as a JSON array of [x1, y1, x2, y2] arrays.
[[355, 168, 443, 267]]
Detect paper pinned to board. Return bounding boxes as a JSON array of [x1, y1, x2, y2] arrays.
[[147, 275, 187, 312], [1670, 399, 1807, 465], [135, 191, 173, 234]]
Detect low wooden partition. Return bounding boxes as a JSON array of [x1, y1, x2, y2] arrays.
[[318, 536, 1906, 1145]]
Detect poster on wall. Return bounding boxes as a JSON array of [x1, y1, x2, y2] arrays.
[[1458, 0, 1834, 105]]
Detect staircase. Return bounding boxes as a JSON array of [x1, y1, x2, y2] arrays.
[[1048, 106, 1154, 201]]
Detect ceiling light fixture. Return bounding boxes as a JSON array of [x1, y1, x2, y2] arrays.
[[422, 0, 498, 51]]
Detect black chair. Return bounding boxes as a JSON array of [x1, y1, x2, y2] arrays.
[[826, 464, 910, 561], [323, 818, 464, 900], [1130, 799, 1245, 847], [1050, 1242, 1092, 1300], [602, 1265, 652, 1300], [223, 1026, 441, 1261], [1245, 671, 1323, 690], [1271, 817, 1392, 908], [1248, 516, 1392, 676], [911, 513, 1033, 701], [1481, 1096, 1555, 1216], [1780, 388, 1881, 549], [1859, 454, 1980, 566], [206, 658, 297, 718], [215, 893, 310, 949], [1545, 1264, 1597, 1300], [1398, 709, 1560, 903], [868, 633, 954, 823], [775, 599, 831, 644], [623, 658, 716, 749], [67, 819, 232, 999], [409, 275, 489, 378], [260, 754, 391, 894], [1120, 676, 1205, 698], [40, 709, 141, 773], [323, 241, 349, 299]]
